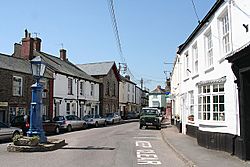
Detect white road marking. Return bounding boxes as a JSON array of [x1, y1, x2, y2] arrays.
[[136, 141, 162, 165], [134, 137, 161, 140]]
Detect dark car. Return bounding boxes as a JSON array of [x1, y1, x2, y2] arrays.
[[126, 111, 139, 119], [139, 108, 162, 130], [11, 115, 60, 135]]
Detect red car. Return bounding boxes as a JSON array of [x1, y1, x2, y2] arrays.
[[11, 115, 60, 135]]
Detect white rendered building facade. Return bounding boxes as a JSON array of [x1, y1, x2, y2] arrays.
[[170, 0, 250, 155]]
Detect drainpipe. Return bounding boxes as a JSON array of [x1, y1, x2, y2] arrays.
[[232, 135, 238, 155]]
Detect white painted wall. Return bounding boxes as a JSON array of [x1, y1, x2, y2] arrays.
[[171, 0, 250, 135], [53, 73, 99, 118]]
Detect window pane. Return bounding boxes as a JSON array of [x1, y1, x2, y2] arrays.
[[207, 96, 210, 103], [203, 86, 206, 93], [213, 104, 218, 112], [219, 95, 224, 103], [213, 96, 218, 103], [203, 97, 206, 103], [207, 86, 210, 93], [207, 104, 210, 111], [207, 113, 210, 120], [213, 84, 218, 92], [198, 105, 202, 111], [219, 104, 224, 111], [198, 97, 202, 104], [213, 113, 218, 121], [219, 113, 225, 121], [219, 84, 224, 92]]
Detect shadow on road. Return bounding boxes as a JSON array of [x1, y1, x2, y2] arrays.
[[61, 146, 115, 151]]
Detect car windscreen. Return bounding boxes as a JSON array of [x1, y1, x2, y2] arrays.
[[141, 109, 159, 116]]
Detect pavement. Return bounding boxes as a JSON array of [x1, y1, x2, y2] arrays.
[[161, 123, 250, 167]]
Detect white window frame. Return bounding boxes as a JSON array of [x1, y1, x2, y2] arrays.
[[204, 29, 213, 68], [198, 83, 225, 121], [90, 84, 94, 96], [13, 76, 23, 96], [80, 81, 84, 96], [68, 78, 73, 95], [189, 91, 194, 115], [192, 43, 198, 74], [219, 9, 230, 54], [184, 51, 190, 77]]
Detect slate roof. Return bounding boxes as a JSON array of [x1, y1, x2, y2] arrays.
[[76, 61, 115, 76], [34, 51, 100, 83], [0, 53, 31, 74], [150, 86, 165, 94]]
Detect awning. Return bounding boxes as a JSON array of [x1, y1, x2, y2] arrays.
[[196, 76, 226, 86]]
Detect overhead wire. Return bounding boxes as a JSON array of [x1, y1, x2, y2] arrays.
[[190, 0, 201, 24], [107, 0, 125, 62]]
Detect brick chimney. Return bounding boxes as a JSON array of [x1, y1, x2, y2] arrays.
[[19, 29, 34, 60], [33, 37, 42, 51], [60, 49, 67, 61]]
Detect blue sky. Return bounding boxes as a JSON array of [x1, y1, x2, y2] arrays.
[[0, 0, 216, 90]]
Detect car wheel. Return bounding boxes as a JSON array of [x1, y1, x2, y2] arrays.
[[55, 126, 60, 134], [139, 124, 143, 129], [67, 125, 72, 132], [95, 122, 99, 128], [12, 131, 20, 139], [156, 126, 161, 130], [83, 123, 87, 129]]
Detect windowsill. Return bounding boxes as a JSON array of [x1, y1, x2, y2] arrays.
[[192, 74, 199, 80], [204, 66, 214, 74], [188, 120, 195, 124], [198, 121, 226, 128]]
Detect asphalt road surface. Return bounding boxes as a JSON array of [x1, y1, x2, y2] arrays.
[[0, 122, 187, 167]]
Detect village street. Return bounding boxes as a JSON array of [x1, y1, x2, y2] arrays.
[[0, 122, 186, 167]]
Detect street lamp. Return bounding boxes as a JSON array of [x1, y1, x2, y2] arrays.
[[27, 56, 47, 143]]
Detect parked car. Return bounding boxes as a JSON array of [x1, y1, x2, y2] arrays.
[[139, 108, 162, 130], [82, 115, 107, 127], [105, 113, 121, 124], [0, 121, 23, 141], [126, 111, 139, 119], [53, 115, 87, 132], [10, 115, 60, 135]]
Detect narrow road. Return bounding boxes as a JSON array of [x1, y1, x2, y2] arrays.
[[0, 122, 187, 167]]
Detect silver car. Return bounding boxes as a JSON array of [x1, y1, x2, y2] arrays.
[[83, 115, 107, 127], [53, 115, 87, 132], [105, 113, 121, 124], [0, 122, 23, 141]]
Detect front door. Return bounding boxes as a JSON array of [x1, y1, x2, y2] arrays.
[[0, 110, 5, 123], [242, 70, 250, 159]]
